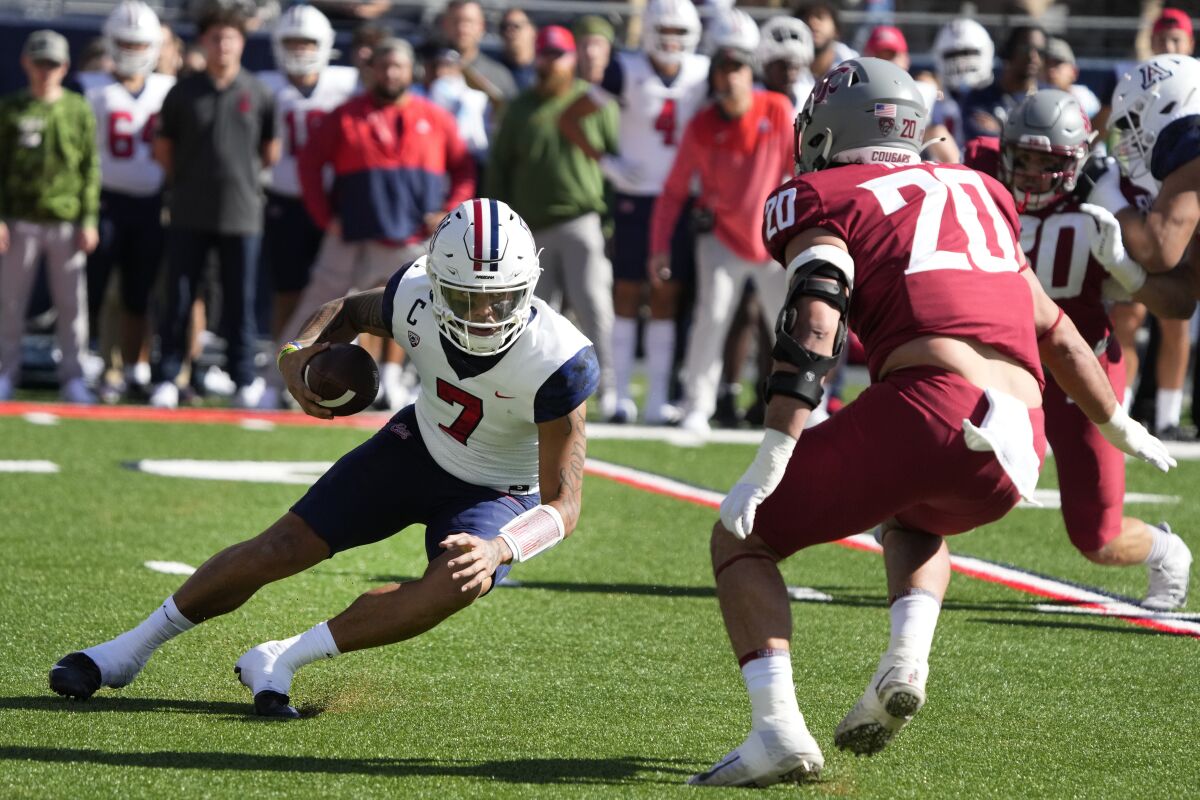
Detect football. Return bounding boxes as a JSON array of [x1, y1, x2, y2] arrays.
[[302, 343, 379, 416]]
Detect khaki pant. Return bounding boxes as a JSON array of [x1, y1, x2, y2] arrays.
[[0, 220, 87, 384]]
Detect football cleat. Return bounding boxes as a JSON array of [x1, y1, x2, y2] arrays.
[[835, 660, 927, 756], [48, 652, 102, 700], [235, 641, 300, 720], [1144, 524, 1192, 611], [251, 690, 301, 719], [688, 726, 824, 787]]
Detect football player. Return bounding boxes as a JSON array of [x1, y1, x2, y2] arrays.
[[1084, 54, 1200, 334], [964, 89, 1191, 610], [49, 200, 599, 720], [258, 6, 357, 352], [756, 16, 815, 109], [558, 0, 710, 424], [691, 59, 1174, 787], [76, 1, 174, 400]]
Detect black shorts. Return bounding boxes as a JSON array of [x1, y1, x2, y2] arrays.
[[611, 193, 697, 285], [263, 190, 325, 293], [292, 406, 540, 584], [87, 189, 164, 317]]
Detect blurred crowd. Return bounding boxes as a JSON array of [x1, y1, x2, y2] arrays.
[[0, 0, 1196, 438]]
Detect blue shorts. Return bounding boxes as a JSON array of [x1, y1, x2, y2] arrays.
[[291, 405, 540, 586], [87, 189, 164, 318], [263, 190, 324, 293], [611, 193, 696, 284]]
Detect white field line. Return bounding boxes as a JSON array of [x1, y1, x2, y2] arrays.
[[0, 460, 59, 473], [585, 459, 1200, 639], [144, 560, 197, 576]]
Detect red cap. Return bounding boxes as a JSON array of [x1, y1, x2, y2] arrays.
[[864, 25, 908, 57], [536, 25, 576, 56], [1153, 8, 1193, 39]]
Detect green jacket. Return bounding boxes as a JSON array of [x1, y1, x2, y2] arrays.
[[0, 88, 100, 227], [485, 79, 618, 231]]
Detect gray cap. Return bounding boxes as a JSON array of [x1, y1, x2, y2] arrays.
[[1045, 37, 1075, 65], [23, 29, 69, 64]]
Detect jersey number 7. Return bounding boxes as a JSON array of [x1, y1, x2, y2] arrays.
[[436, 378, 484, 445]]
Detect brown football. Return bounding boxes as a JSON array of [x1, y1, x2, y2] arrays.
[[303, 343, 379, 416]]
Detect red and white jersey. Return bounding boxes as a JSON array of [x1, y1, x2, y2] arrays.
[[763, 161, 1044, 387], [78, 71, 174, 196], [592, 51, 710, 196], [259, 66, 358, 197], [964, 136, 1152, 347], [384, 258, 596, 494]]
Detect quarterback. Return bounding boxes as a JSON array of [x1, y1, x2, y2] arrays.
[[50, 200, 598, 718], [691, 59, 1174, 787]]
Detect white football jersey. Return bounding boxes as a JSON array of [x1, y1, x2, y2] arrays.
[[259, 65, 358, 197], [79, 71, 174, 196], [385, 259, 596, 493], [594, 51, 710, 196]]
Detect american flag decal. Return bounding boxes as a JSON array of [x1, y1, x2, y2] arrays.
[[874, 103, 897, 118], [471, 198, 501, 272]]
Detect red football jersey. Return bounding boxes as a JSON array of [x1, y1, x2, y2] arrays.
[[964, 136, 1151, 346], [763, 161, 1044, 387]]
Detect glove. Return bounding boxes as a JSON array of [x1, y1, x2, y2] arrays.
[[598, 154, 643, 187], [1097, 405, 1177, 473], [1078, 203, 1146, 293], [719, 429, 797, 538], [1084, 156, 1129, 214]]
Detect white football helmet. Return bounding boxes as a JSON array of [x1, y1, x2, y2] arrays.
[[272, 4, 334, 77], [641, 0, 702, 66], [1110, 54, 1200, 189], [427, 199, 542, 356], [757, 16, 813, 68], [933, 18, 994, 94], [709, 8, 761, 60], [103, 1, 162, 78]]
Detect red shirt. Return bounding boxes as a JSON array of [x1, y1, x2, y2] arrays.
[[650, 90, 794, 263], [964, 136, 1151, 347], [764, 161, 1044, 388], [298, 93, 475, 244]]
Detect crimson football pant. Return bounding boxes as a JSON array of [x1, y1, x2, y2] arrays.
[[1043, 343, 1127, 553], [753, 366, 1048, 558]]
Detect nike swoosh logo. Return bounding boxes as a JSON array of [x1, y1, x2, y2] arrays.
[[495, 392, 516, 399]]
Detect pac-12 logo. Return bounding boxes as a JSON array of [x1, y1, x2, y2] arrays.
[[1139, 62, 1173, 90]]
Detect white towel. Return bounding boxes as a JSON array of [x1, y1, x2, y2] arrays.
[[962, 388, 1041, 505]]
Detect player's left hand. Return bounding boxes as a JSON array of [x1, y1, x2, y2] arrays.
[[1079, 203, 1146, 293], [1084, 156, 1129, 213], [1097, 405, 1177, 473], [441, 533, 511, 593]]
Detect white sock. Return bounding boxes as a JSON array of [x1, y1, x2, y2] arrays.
[[883, 592, 941, 667], [84, 596, 196, 686], [1144, 524, 1174, 567], [125, 362, 150, 386], [612, 316, 637, 404], [1156, 388, 1183, 431], [1122, 387, 1134, 413], [277, 620, 341, 675], [381, 361, 403, 388], [644, 319, 676, 414], [742, 652, 804, 731]]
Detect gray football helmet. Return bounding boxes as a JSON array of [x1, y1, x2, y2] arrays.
[[794, 58, 928, 174], [1000, 89, 1094, 211]]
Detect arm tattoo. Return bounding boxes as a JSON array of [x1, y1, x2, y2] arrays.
[[555, 405, 587, 531], [290, 289, 390, 346]]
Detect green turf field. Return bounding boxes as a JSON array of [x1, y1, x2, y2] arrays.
[[1, 411, 1197, 798]]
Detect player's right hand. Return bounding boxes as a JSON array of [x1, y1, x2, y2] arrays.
[[279, 342, 334, 420], [647, 252, 671, 287], [720, 482, 770, 539]]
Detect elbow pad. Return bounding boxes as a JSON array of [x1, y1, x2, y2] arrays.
[[767, 247, 854, 408]]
